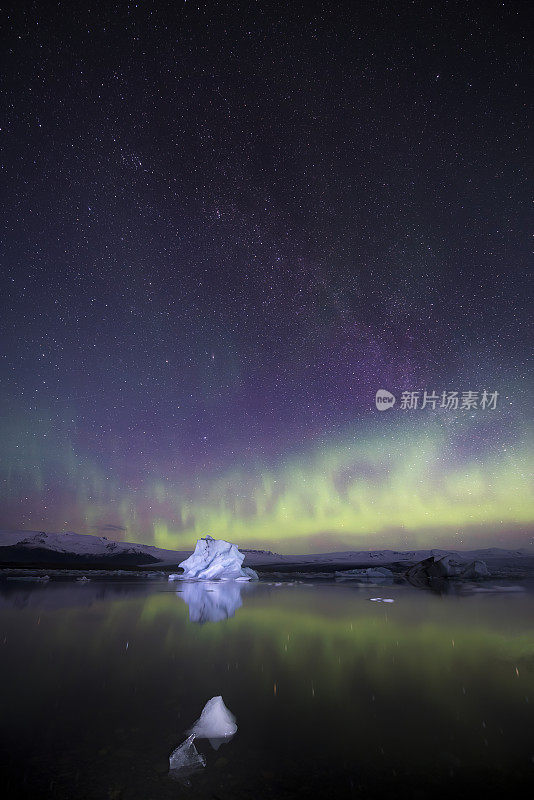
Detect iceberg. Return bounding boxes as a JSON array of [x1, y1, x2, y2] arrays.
[[179, 580, 249, 623], [431, 555, 463, 577], [406, 555, 490, 588], [170, 535, 259, 581], [335, 567, 393, 582], [189, 695, 237, 750], [459, 560, 490, 579], [168, 733, 206, 780]]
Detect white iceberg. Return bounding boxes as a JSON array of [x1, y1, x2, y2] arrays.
[[189, 695, 237, 750], [170, 535, 258, 581], [168, 733, 206, 777]]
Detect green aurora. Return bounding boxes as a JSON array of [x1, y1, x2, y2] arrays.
[[2, 407, 533, 552]]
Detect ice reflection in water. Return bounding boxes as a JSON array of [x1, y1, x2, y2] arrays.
[[177, 579, 256, 623]]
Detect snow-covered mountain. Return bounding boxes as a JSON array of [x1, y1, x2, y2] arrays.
[[0, 529, 187, 566]]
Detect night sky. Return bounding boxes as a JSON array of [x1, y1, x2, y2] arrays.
[[1, 0, 532, 552]]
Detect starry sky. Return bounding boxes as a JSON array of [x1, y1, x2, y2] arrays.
[[0, 0, 532, 552]]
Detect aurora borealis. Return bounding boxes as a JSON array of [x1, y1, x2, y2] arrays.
[[2, 402, 532, 552], [1, 1, 532, 552]]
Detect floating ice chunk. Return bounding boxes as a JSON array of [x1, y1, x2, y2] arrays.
[[235, 567, 259, 581], [459, 560, 490, 579], [406, 555, 490, 587], [171, 535, 259, 581], [434, 555, 490, 579], [469, 584, 524, 593], [179, 581, 247, 623], [189, 696, 237, 749], [335, 567, 393, 582], [432, 555, 463, 577], [168, 734, 206, 779], [368, 597, 395, 603]]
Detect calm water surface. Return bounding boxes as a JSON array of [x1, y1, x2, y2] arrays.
[[1, 578, 533, 799]]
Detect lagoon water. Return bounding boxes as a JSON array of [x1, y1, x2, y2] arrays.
[[0, 578, 533, 799]]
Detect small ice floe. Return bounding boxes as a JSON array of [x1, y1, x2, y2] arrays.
[[336, 567, 393, 583], [167, 695, 237, 783], [369, 597, 395, 603], [168, 734, 206, 782], [76, 576, 90, 582], [189, 695, 237, 750], [168, 535, 258, 581], [468, 584, 525, 594]]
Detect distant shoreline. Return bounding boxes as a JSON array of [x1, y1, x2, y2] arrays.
[[1, 529, 533, 577]]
